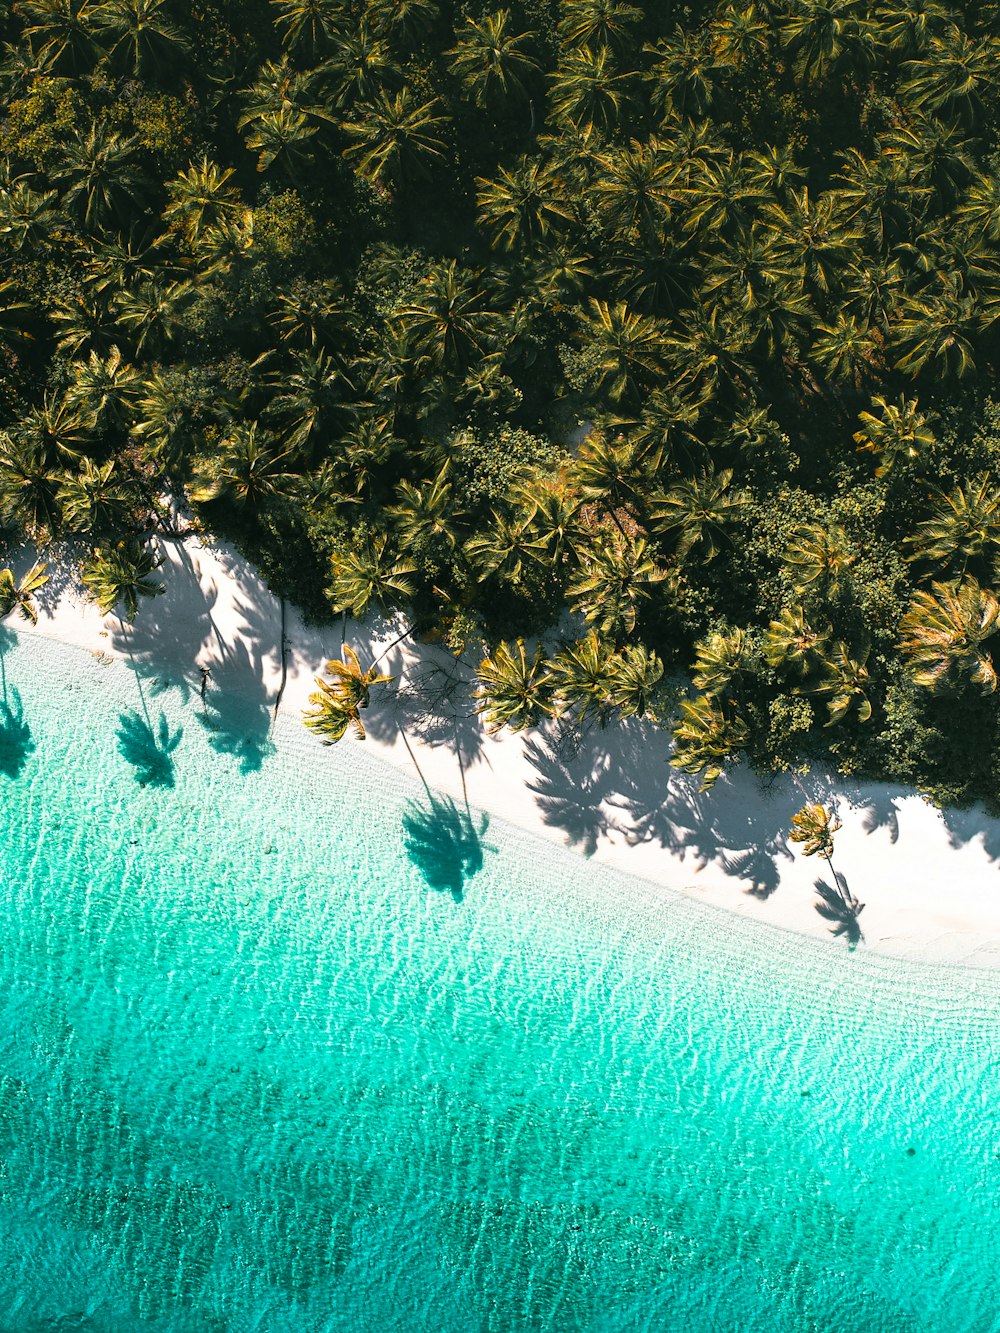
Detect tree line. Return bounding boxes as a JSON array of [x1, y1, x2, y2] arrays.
[[3, 0, 1000, 805]]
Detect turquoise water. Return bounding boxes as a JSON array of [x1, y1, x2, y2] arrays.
[[1, 631, 1000, 1332]]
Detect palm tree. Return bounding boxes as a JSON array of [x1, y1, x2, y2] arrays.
[[670, 694, 748, 791], [447, 11, 540, 108], [904, 474, 1000, 575], [900, 28, 1000, 123], [18, 0, 99, 72], [322, 23, 400, 108], [475, 638, 552, 734], [267, 348, 346, 459], [568, 532, 666, 640], [560, 0, 642, 53], [811, 313, 879, 390], [271, 279, 352, 349], [0, 179, 61, 252], [548, 46, 632, 135], [898, 577, 1000, 692], [652, 468, 745, 562], [515, 477, 584, 564], [464, 514, 543, 587], [189, 423, 297, 515], [763, 606, 830, 678], [892, 279, 977, 380], [244, 106, 319, 180], [0, 436, 63, 536], [65, 346, 139, 433], [780, 1, 874, 84], [782, 523, 854, 602], [81, 538, 164, 622], [789, 801, 840, 861], [395, 262, 499, 374], [762, 189, 862, 296], [853, 395, 935, 476], [691, 626, 747, 697], [646, 29, 721, 118], [576, 300, 670, 405], [369, 0, 438, 42], [607, 642, 663, 718], [342, 87, 449, 190], [0, 563, 49, 625], [955, 177, 1000, 243], [574, 432, 654, 530], [327, 533, 416, 618], [113, 279, 193, 356], [593, 137, 676, 240], [814, 639, 872, 726], [874, 0, 951, 55], [53, 123, 143, 229], [389, 471, 460, 561], [304, 644, 394, 743], [476, 159, 573, 253], [272, 0, 341, 58], [163, 157, 241, 246], [550, 629, 612, 726], [94, 0, 189, 76], [58, 458, 137, 537]]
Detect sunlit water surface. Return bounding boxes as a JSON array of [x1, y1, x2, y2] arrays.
[[1, 632, 999, 1332]]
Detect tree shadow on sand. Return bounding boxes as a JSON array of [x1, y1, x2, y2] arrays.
[[814, 872, 865, 949], [523, 719, 803, 897], [116, 709, 183, 788], [0, 687, 35, 778], [402, 794, 491, 902]]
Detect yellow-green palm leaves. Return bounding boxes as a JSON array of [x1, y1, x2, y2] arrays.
[[898, 577, 1000, 692], [789, 802, 840, 859], [304, 645, 394, 743], [0, 563, 48, 625], [475, 638, 552, 734]]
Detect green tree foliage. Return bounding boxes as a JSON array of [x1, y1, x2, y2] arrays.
[[5, 0, 1000, 803]]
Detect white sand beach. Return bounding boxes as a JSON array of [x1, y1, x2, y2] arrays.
[[7, 531, 1000, 967]]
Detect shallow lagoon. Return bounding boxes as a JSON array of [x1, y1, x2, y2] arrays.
[[1, 631, 999, 1332]]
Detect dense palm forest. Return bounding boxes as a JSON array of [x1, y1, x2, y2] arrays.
[[4, 0, 1000, 804]]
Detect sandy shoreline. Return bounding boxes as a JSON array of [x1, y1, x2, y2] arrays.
[[7, 531, 1000, 968]]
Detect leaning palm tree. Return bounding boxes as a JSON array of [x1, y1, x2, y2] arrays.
[[475, 638, 552, 734], [0, 563, 49, 625], [81, 539, 164, 623], [898, 577, 1000, 693], [789, 802, 840, 862], [304, 645, 394, 743]]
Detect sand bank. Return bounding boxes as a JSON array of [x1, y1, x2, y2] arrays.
[[7, 532, 1000, 967]]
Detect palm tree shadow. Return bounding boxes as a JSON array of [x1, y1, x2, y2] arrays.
[[0, 687, 35, 778], [116, 709, 183, 788], [814, 873, 865, 949], [402, 795, 492, 902]]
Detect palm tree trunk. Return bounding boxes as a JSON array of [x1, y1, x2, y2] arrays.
[[273, 595, 289, 722]]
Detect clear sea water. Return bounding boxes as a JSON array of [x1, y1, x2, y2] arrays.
[[1, 630, 999, 1333]]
